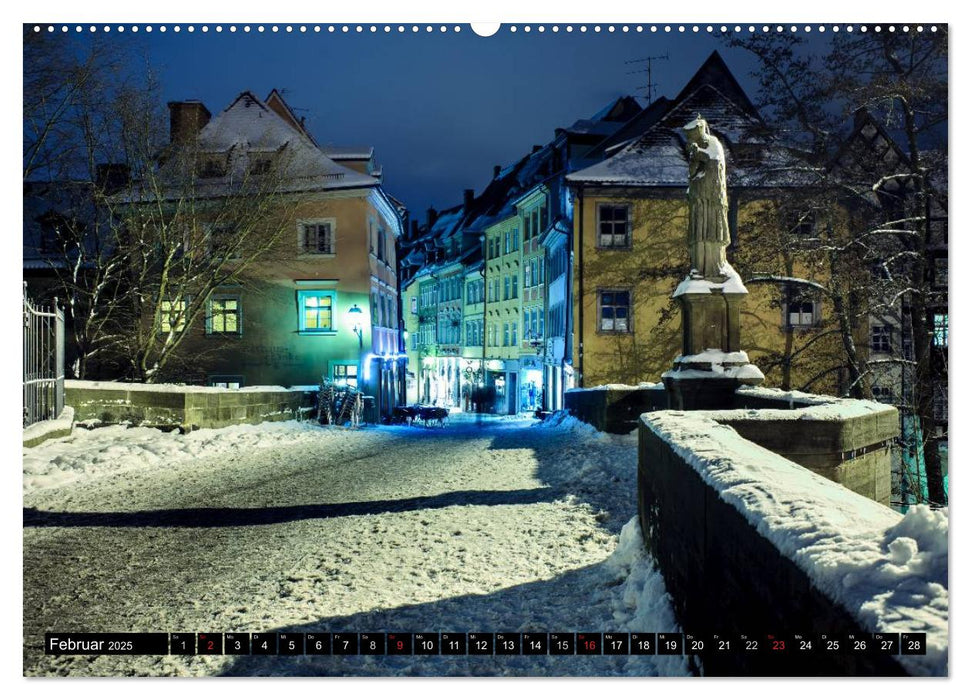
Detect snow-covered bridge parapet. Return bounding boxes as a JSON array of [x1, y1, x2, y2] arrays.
[[564, 383, 667, 434], [638, 405, 947, 677], [65, 380, 317, 432]]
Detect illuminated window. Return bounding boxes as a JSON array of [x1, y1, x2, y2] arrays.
[[208, 296, 241, 334], [298, 291, 335, 332], [933, 313, 948, 348], [598, 204, 630, 248], [333, 363, 358, 388], [160, 298, 188, 334], [599, 290, 631, 332]]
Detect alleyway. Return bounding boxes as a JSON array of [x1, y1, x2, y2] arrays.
[[23, 415, 686, 676]]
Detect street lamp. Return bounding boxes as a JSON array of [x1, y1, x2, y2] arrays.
[[347, 303, 364, 349]]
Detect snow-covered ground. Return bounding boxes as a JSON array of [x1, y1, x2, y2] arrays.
[[23, 414, 688, 677]]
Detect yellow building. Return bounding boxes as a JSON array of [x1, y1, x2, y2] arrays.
[[567, 53, 846, 394], [483, 211, 522, 413]]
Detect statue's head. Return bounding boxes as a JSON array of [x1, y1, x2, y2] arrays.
[[683, 114, 710, 146]]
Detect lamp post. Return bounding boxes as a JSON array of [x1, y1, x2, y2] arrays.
[[347, 303, 364, 349], [480, 233, 487, 417]]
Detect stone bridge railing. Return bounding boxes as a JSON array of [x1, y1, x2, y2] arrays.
[[638, 399, 947, 677]]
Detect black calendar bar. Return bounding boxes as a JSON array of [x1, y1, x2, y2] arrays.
[[45, 633, 169, 655], [42, 631, 926, 656]]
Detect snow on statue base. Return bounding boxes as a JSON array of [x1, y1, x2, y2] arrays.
[[662, 263, 764, 410], [663, 115, 763, 411]]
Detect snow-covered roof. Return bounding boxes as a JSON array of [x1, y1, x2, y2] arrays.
[[194, 92, 378, 191]]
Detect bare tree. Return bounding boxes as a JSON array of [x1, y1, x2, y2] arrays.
[[727, 29, 948, 505]]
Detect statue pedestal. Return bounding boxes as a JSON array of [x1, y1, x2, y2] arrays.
[[662, 266, 763, 410]]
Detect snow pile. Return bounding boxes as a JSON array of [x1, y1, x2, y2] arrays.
[[23, 406, 75, 444], [540, 410, 600, 436], [642, 411, 948, 676], [22, 420, 336, 494], [673, 262, 748, 297], [731, 386, 892, 422]]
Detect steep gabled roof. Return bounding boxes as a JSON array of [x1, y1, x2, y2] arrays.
[[191, 91, 379, 193], [567, 53, 809, 189], [669, 50, 761, 122], [264, 89, 318, 146]]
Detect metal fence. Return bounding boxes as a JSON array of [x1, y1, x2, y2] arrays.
[[23, 288, 64, 427]]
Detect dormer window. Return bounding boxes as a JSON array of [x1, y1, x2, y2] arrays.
[[249, 158, 272, 175]]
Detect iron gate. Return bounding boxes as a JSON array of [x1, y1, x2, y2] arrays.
[[23, 287, 64, 427]]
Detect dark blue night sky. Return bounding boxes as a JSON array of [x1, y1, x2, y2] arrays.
[[45, 26, 802, 212]]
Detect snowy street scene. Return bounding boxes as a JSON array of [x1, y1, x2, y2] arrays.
[[22, 17, 948, 682], [23, 415, 686, 676]]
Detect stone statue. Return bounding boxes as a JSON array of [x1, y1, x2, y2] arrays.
[[684, 115, 731, 279]]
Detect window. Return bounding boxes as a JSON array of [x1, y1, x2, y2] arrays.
[[300, 221, 335, 254], [513, 229, 520, 251], [411, 296, 418, 314], [786, 211, 816, 237], [525, 262, 533, 288], [525, 216, 532, 240], [933, 313, 948, 348], [196, 158, 227, 178], [511, 322, 518, 346], [298, 291, 335, 332], [504, 231, 511, 255], [933, 386, 948, 423], [902, 334, 914, 360], [160, 298, 188, 334], [503, 323, 510, 347], [598, 205, 630, 248], [205, 223, 239, 260], [871, 325, 892, 354], [208, 296, 241, 334], [599, 290, 631, 332], [503, 276, 510, 300], [511, 276, 518, 299], [377, 228, 386, 262], [787, 300, 816, 328], [871, 385, 894, 404], [333, 364, 358, 388], [933, 256, 948, 288], [249, 158, 272, 176]]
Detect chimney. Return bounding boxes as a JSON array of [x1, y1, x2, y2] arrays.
[[168, 100, 211, 143], [463, 189, 475, 212], [532, 144, 542, 153], [410, 220, 419, 239], [493, 165, 501, 179], [426, 207, 438, 228]]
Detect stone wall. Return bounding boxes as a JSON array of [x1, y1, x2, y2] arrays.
[[566, 384, 896, 505], [66, 380, 317, 432], [563, 384, 667, 433], [638, 410, 922, 676]]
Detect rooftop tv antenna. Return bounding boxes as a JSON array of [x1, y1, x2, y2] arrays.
[[625, 53, 670, 105]]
